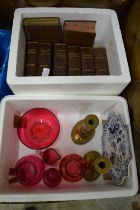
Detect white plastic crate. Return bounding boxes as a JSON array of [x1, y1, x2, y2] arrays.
[[0, 95, 138, 202], [7, 7, 130, 96]]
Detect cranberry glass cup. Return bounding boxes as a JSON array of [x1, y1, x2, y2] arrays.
[[43, 168, 62, 187], [42, 148, 61, 165], [15, 155, 45, 186], [17, 108, 60, 149], [59, 154, 87, 182]]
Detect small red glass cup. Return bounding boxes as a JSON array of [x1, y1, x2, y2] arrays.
[[15, 155, 45, 186], [43, 168, 62, 188], [17, 108, 60, 150], [42, 148, 61, 165], [59, 154, 86, 182]]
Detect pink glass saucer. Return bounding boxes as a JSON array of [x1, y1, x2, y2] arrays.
[[17, 108, 60, 150], [43, 168, 62, 188], [15, 155, 45, 186], [59, 154, 87, 182]]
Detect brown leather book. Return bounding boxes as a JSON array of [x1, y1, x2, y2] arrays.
[[94, 47, 109, 75], [24, 41, 38, 76], [68, 46, 81, 75], [94, 47, 107, 58], [63, 21, 96, 47], [53, 44, 67, 76], [26, 41, 38, 52], [23, 17, 62, 43], [81, 47, 95, 75], [95, 57, 109, 75], [38, 43, 52, 76]]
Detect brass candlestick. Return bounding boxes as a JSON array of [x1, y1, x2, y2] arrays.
[[83, 151, 111, 181], [84, 151, 101, 181], [71, 114, 99, 145]]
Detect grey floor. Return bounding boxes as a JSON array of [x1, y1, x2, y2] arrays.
[[0, 194, 140, 210]]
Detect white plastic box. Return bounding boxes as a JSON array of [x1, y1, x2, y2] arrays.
[[7, 7, 130, 96], [0, 95, 138, 202]]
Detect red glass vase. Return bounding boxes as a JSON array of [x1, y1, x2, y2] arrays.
[[15, 155, 45, 186]]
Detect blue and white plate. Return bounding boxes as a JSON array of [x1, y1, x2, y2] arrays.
[[102, 111, 132, 185]]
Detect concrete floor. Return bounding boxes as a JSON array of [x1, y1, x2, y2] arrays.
[[0, 194, 140, 210]]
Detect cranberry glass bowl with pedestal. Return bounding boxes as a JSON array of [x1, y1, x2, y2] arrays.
[[17, 108, 60, 150]]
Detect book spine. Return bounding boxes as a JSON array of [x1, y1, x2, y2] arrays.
[[68, 46, 81, 75], [53, 44, 67, 76], [38, 43, 52, 76], [94, 48, 109, 75], [24, 42, 38, 76], [81, 47, 95, 75]]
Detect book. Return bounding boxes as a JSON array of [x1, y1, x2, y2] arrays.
[[53, 43, 67, 76], [94, 47, 107, 58], [23, 17, 62, 43], [95, 57, 109, 75], [81, 47, 95, 75], [24, 41, 38, 76], [94, 47, 109, 75], [38, 43, 52, 76], [67, 46, 81, 75], [63, 21, 96, 47]]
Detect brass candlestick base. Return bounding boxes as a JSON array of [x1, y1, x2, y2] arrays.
[[71, 114, 99, 145], [83, 151, 112, 181], [84, 151, 101, 181]]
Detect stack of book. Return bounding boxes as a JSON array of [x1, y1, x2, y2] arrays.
[[23, 17, 109, 76], [23, 17, 62, 76]]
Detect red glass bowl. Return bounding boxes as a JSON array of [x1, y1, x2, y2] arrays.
[[42, 148, 61, 165], [15, 155, 45, 186], [59, 154, 87, 182], [17, 108, 60, 149], [43, 168, 62, 188]]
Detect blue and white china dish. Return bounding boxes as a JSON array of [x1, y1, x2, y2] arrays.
[[102, 111, 132, 185]]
